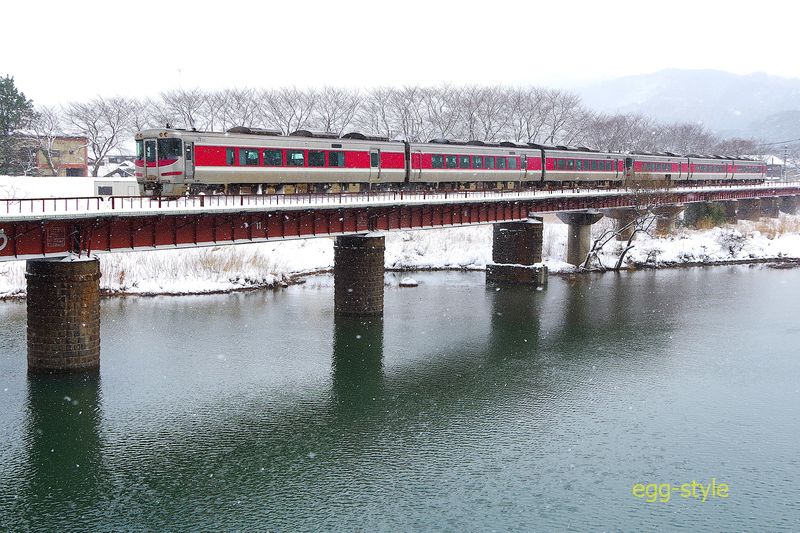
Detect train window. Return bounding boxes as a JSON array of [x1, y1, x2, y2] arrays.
[[485, 156, 495, 169], [226, 147, 235, 166], [508, 158, 517, 170], [264, 149, 283, 166], [328, 151, 345, 167], [446, 155, 457, 169], [370, 151, 380, 168], [496, 157, 506, 170], [567, 159, 574, 170], [608, 161, 614, 171], [240, 148, 260, 166], [473, 156, 483, 169], [432, 155, 444, 168], [145, 142, 156, 163], [591, 160, 597, 170], [576, 160, 583, 170], [521, 156, 527, 170], [157, 138, 182, 159], [557, 159, 565, 170], [287, 150, 305, 166], [459, 155, 470, 168], [185, 143, 192, 161], [136, 140, 144, 160], [308, 151, 325, 167], [625, 157, 633, 170]]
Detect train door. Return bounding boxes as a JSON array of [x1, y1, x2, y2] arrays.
[[184, 141, 195, 182], [144, 139, 158, 181], [369, 149, 381, 182], [412, 149, 422, 182], [521, 155, 528, 181]]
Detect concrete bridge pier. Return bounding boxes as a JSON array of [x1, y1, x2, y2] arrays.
[[556, 211, 603, 267], [334, 234, 385, 316], [486, 218, 547, 286], [714, 200, 738, 224], [601, 207, 639, 241], [736, 198, 762, 221], [780, 195, 798, 215], [26, 258, 101, 374], [760, 197, 780, 218], [652, 204, 685, 235]]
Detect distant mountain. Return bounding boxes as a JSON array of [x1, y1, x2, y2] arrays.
[[578, 69, 800, 141]]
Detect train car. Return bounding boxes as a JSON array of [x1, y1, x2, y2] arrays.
[[730, 158, 767, 182], [541, 146, 623, 185], [685, 155, 732, 183], [407, 139, 540, 188], [135, 128, 404, 195], [626, 151, 686, 184]]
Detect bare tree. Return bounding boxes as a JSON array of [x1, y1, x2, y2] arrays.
[[421, 85, 461, 140], [312, 86, 360, 136], [28, 105, 65, 176], [713, 137, 760, 156], [581, 184, 673, 271], [158, 88, 207, 129], [390, 86, 427, 141], [355, 87, 395, 138], [659, 122, 717, 154], [475, 86, 509, 141], [258, 87, 317, 134], [506, 86, 547, 143], [542, 89, 584, 145], [456, 86, 482, 141], [215, 88, 260, 131], [64, 96, 134, 176]]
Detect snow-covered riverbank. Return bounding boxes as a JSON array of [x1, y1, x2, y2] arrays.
[[1, 214, 800, 298]]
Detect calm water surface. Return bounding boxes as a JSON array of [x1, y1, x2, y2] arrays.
[[1, 267, 799, 531]]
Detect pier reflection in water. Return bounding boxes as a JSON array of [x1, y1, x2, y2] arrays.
[[331, 316, 384, 408], [1, 268, 799, 531], [18, 374, 103, 531]]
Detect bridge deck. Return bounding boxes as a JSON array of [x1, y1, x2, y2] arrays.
[[0, 184, 797, 261], [0, 184, 796, 221]]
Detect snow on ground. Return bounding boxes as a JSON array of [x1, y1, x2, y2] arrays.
[[0, 175, 96, 199]]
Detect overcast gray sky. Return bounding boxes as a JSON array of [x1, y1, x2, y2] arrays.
[[4, 0, 797, 105]]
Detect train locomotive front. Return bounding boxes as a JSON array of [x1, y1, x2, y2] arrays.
[[135, 129, 191, 196]]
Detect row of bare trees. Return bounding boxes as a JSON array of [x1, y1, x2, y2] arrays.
[[24, 84, 764, 176]]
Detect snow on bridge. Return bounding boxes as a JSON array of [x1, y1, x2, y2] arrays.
[[0, 183, 798, 261]]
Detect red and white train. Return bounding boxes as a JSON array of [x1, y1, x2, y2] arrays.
[[134, 127, 767, 196]]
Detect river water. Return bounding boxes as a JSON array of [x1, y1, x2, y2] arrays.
[[1, 266, 799, 531]]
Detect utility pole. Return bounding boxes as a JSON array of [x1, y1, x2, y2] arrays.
[[783, 145, 789, 181]]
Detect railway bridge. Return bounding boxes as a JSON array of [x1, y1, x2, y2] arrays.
[[2, 184, 798, 374]]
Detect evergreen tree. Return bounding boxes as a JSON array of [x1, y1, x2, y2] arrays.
[[0, 75, 35, 174]]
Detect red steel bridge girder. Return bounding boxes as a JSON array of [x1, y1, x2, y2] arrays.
[[1, 187, 798, 261]]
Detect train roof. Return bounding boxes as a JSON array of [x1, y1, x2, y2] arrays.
[[136, 128, 401, 144]]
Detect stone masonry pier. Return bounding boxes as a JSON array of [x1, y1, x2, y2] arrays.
[[486, 218, 547, 286], [26, 258, 101, 374], [334, 234, 385, 316]]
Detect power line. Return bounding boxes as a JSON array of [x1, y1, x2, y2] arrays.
[[755, 137, 800, 147]]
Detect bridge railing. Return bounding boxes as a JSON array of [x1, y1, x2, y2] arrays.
[[0, 183, 798, 218]]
